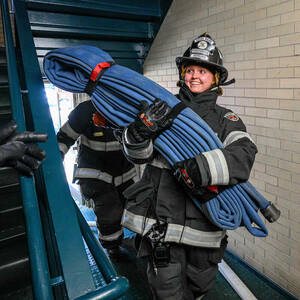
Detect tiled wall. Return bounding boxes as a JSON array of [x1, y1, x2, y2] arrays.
[[143, 0, 300, 297]]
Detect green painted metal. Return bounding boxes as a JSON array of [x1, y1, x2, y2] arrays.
[[0, 0, 54, 299], [28, 11, 153, 41], [34, 37, 146, 74], [26, 0, 161, 20], [75, 204, 130, 299], [24, 0, 173, 74], [13, 0, 97, 298], [74, 278, 130, 300]]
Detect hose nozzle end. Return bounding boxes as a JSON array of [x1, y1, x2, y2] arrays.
[[261, 203, 281, 223]]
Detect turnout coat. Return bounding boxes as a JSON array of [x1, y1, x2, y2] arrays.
[[57, 100, 136, 186], [121, 86, 257, 249]]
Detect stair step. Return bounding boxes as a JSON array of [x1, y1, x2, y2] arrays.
[[0, 204, 24, 231], [0, 225, 26, 248], [0, 243, 31, 294], [0, 167, 19, 187], [0, 285, 33, 300], [0, 183, 21, 211]]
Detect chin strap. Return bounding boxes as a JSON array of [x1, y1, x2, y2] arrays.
[[220, 78, 235, 86]]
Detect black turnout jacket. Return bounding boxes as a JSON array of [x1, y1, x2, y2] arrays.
[[57, 100, 135, 186], [121, 86, 257, 248]]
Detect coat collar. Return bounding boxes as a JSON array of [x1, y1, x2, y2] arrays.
[[178, 84, 219, 117]]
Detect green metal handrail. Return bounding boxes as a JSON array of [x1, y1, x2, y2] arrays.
[[75, 204, 129, 300], [10, 0, 130, 298], [0, 0, 54, 299]]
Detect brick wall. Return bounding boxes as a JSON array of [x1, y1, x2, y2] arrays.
[[144, 0, 300, 297]]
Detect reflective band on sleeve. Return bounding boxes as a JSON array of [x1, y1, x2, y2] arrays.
[[61, 121, 80, 140], [123, 128, 153, 159], [202, 149, 229, 185], [150, 155, 171, 169], [223, 131, 255, 147], [121, 209, 225, 248], [81, 135, 121, 151], [99, 229, 123, 242], [58, 142, 69, 154]]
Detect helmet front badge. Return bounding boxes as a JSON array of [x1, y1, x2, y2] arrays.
[[198, 41, 208, 49]]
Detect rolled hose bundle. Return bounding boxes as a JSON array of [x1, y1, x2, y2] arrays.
[[44, 45, 280, 237]]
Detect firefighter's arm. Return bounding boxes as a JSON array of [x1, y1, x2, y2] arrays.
[[120, 99, 172, 164], [56, 101, 92, 159], [121, 126, 154, 164], [173, 117, 257, 188]]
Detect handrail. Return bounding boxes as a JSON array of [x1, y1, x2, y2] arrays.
[[12, 0, 129, 299], [0, 0, 53, 299], [12, 0, 96, 298]]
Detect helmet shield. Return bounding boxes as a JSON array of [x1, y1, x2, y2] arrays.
[[176, 34, 228, 84]]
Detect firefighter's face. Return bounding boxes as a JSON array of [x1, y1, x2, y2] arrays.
[[184, 65, 215, 94]]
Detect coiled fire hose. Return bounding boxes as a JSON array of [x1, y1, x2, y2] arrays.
[[44, 45, 280, 237]]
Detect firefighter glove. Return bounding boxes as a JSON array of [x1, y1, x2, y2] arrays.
[[0, 120, 47, 176], [173, 158, 202, 190], [129, 98, 172, 142]]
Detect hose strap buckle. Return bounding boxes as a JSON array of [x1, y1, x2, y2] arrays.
[[85, 61, 115, 95]]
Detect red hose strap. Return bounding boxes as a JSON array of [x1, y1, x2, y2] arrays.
[[85, 61, 115, 95]]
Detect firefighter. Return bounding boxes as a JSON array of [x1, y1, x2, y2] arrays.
[[120, 33, 258, 299], [57, 100, 136, 257], [0, 120, 47, 176]]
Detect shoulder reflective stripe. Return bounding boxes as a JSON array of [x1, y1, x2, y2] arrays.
[[202, 149, 229, 185], [58, 142, 69, 154], [121, 209, 156, 235], [81, 135, 121, 151], [75, 168, 113, 184], [61, 121, 80, 140], [223, 131, 255, 147], [114, 167, 136, 186], [99, 229, 123, 242], [121, 210, 225, 248]]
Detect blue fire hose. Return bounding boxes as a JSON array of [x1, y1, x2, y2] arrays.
[[44, 45, 280, 237]]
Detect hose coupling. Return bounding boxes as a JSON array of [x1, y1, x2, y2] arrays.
[[261, 202, 281, 223]]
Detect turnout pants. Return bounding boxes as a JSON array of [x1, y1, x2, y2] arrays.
[[79, 178, 134, 249], [146, 236, 228, 300]]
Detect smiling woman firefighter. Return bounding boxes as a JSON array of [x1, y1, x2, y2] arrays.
[[119, 33, 258, 300]]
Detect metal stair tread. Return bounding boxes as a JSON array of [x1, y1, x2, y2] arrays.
[[0, 225, 26, 245]]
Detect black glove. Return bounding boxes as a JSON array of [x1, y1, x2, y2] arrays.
[[0, 120, 47, 176], [128, 98, 172, 142], [173, 158, 202, 191], [174, 157, 218, 201]]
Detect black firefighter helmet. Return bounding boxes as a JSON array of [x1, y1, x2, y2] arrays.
[[176, 33, 228, 85]]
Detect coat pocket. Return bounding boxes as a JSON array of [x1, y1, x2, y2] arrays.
[[123, 179, 156, 210]]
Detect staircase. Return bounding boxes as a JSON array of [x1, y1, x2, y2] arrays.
[[0, 1, 173, 299], [0, 45, 32, 298], [25, 0, 173, 74]]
